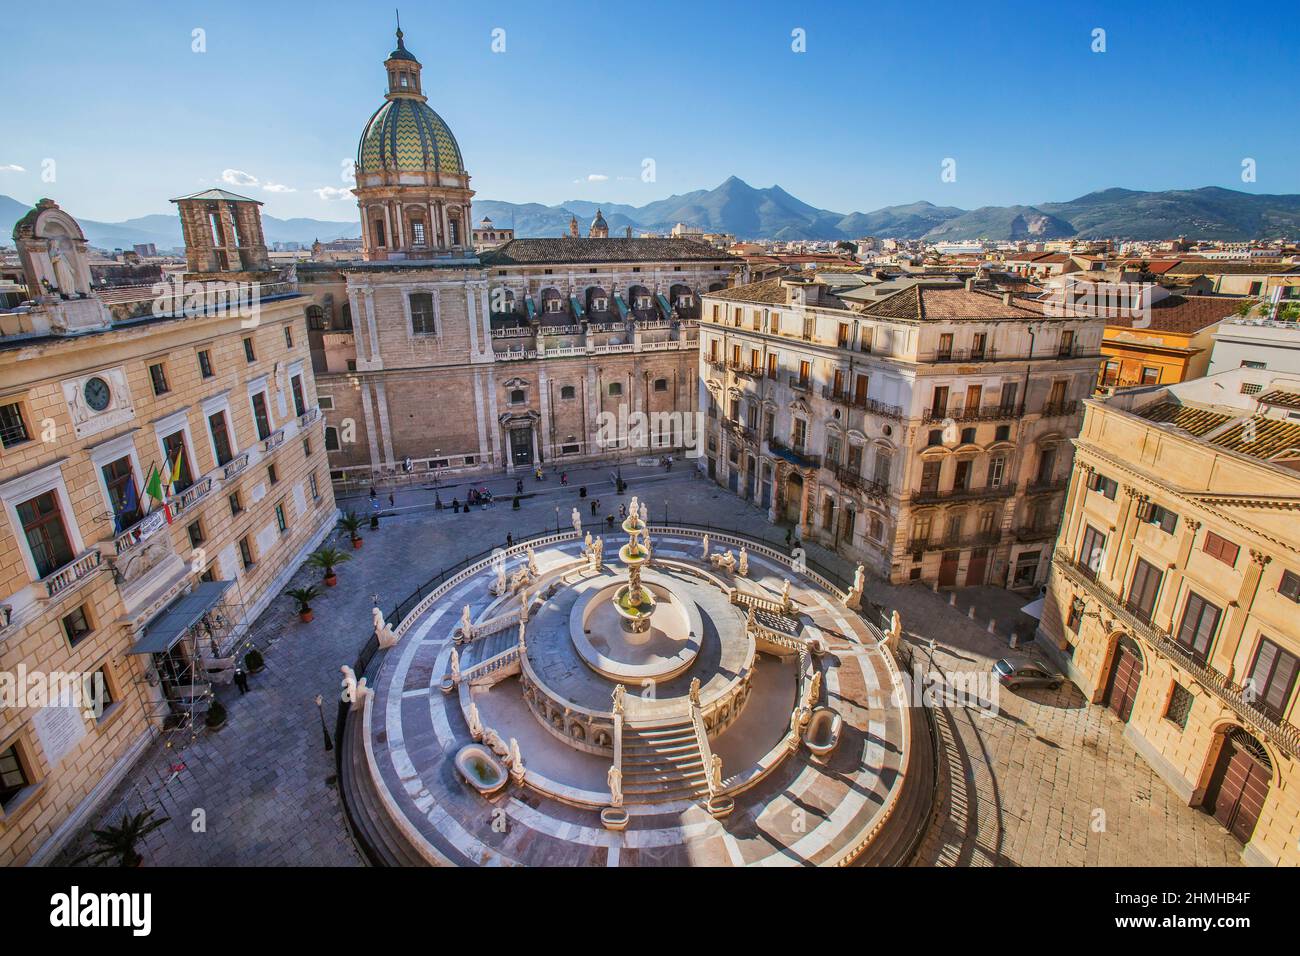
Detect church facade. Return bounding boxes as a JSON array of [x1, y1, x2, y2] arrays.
[[304, 30, 738, 488]]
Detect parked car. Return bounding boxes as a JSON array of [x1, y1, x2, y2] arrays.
[[993, 657, 1063, 690]]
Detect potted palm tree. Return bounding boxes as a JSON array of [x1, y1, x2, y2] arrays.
[[73, 809, 169, 867], [307, 546, 351, 587], [338, 511, 364, 549], [286, 585, 320, 622]]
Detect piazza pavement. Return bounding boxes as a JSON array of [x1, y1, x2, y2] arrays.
[[55, 458, 1243, 867]]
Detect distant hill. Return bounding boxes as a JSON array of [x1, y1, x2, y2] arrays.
[[472, 181, 1300, 242], [6, 181, 1299, 249]]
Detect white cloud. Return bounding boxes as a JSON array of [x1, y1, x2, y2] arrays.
[[0, 164, 25, 173], [586, 173, 609, 182], [314, 186, 353, 201], [262, 182, 296, 193], [221, 168, 259, 187]]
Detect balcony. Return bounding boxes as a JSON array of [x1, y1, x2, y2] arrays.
[[113, 509, 169, 555], [726, 361, 763, 379], [1014, 522, 1061, 543], [910, 530, 1001, 553], [42, 549, 103, 599], [1027, 477, 1068, 495], [722, 419, 755, 443], [788, 374, 812, 393], [168, 476, 213, 520], [767, 437, 820, 470], [262, 428, 286, 453], [912, 481, 1017, 504], [820, 386, 904, 419], [222, 452, 250, 481], [297, 407, 322, 429], [1054, 554, 1300, 760], [828, 463, 889, 498], [923, 403, 1024, 424], [1039, 399, 1080, 418]]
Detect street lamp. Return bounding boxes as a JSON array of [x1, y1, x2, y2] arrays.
[[315, 694, 333, 752], [554, 506, 560, 533]]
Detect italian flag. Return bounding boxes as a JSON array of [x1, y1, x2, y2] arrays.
[[144, 465, 172, 523]]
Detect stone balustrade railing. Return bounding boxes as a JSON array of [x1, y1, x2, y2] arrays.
[[43, 549, 104, 599], [462, 646, 521, 687], [222, 452, 250, 481], [168, 476, 213, 519], [113, 509, 168, 555]]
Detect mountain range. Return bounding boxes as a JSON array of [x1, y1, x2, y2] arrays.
[[4, 180, 1300, 250]]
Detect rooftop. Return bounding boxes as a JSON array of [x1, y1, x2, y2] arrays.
[[480, 238, 735, 267], [858, 284, 1045, 321]]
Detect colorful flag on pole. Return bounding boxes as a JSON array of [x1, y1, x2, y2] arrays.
[[170, 446, 184, 486]]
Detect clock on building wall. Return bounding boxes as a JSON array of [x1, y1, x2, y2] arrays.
[[83, 376, 111, 411]]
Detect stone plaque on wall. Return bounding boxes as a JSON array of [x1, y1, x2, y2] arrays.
[[32, 704, 88, 769]]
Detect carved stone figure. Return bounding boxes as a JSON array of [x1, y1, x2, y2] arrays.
[[702, 534, 710, 559], [738, 547, 749, 577], [571, 507, 582, 537], [373, 606, 398, 648], [467, 702, 483, 741], [526, 547, 538, 575], [607, 765, 623, 808], [459, 604, 474, 640], [509, 739, 526, 784], [709, 754, 723, 792], [340, 665, 370, 711], [517, 619, 527, 652], [689, 676, 701, 708], [611, 683, 625, 716], [449, 648, 461, 682]]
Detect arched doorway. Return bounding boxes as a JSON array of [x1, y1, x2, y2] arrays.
[[1204, 728, 1271, 845], [784, 472, 804, 525], [1103, 634, 1143, 722]]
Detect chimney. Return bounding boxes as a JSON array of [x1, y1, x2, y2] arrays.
[[965, 277, 976, 291], [1002, 292, 1013, 305]]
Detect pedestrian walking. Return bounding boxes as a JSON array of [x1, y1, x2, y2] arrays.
[[590, 499, 598, 517], [369, 485, 376, 500], [516, 479, 523, 495], [561, 471, 568, 485], [452, 498, 460, 513], [233, 668, 249, 695], [388, 492, 394, 508], [506, 532, 514, 548], [784, 527, 793, 547]]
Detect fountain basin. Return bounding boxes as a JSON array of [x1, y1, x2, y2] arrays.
[[803, 708, 842, 759], [455, 744, 509, 796], [600, 807, 629, 830], [569, 573, 704, 684]]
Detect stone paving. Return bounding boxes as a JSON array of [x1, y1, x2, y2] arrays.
[[58, 458, 1245, 866]]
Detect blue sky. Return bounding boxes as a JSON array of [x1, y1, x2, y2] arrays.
[[4, 0, 1298, 223]]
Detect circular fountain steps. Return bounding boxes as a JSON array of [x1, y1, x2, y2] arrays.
[[350, 531, 923, 866]]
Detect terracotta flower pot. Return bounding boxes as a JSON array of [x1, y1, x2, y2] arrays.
[[351, 537, 362, 550], [324, 573, 338, 587], [299, 609, 314, 623]]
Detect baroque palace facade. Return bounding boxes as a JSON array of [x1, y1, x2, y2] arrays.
[[699, 276, 1104, 589], [304, 30, 736, 485], [0, 196, 336, 864], [1039, 368, 1300, 866]]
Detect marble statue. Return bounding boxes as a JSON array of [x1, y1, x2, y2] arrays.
[[373, 606, 398, 648], [483, 726, 509, 757], [738, 548, 749, 577], [689, 676, 701, 708], [808, 671, 823, 708], [509, 739, 526, 784], [517, 619, 527, 652], [746, 605, 757, 631], [583, 531, 593, 554], [709, 754, 723, 793], [853, 563, 866, 594], [449, 648, 461, 682], [491, 560, 507, 595], [459, 604, 473, 640], [519, 589, 530, 618], [607, 765, 623, 808], [639, 501, 648, 524], [611, 683, 625, 717], [781, 578, 791, 607], [629, 496, 640, 522], [709, 549, 736, 572], [702, 534, 710, 559], [572, 508, 582, 537], [526, 547, 538, 575], [467, 702, 483, 741], [843, 563, 866, 609], [340, 665, 370, 710]]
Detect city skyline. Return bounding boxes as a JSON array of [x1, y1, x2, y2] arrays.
[[4, 0, 1299, 223]]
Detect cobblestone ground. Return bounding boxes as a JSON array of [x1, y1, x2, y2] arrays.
[[59, 461, 1244, 866]]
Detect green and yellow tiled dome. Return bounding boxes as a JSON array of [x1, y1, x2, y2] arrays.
[[357, 97, 465, 176]]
